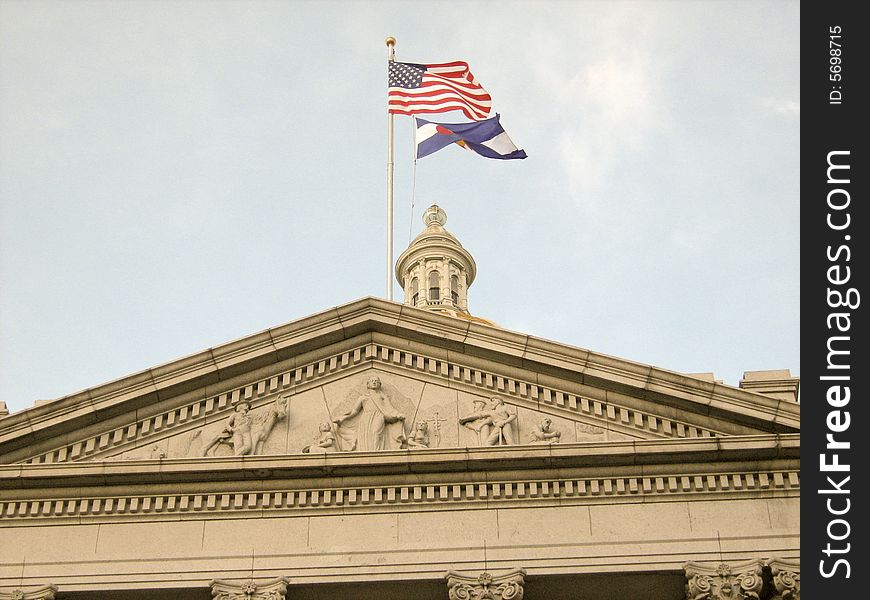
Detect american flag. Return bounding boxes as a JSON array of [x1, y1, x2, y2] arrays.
[[388, 61, 492, 121]]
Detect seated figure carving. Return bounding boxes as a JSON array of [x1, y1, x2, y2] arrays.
[[528, 417, 562, 444], [302, 422, 338, 454], [405, 421, 430, 448]]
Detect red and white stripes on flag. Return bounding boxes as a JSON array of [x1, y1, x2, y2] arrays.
[[388, 61, 492, 121]]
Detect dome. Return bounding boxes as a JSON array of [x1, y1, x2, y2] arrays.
[[395, 205, 480, 318]]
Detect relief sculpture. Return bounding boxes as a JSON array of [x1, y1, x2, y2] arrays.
[[332, 375, 408, 451], [200, 396, 288, 456], [301, 422, 338, 454], [422, 409, 448, 448], [404, 421, 430, 448], [459, 398, 491, 446], [528, 418, 562, 444], [459, 397, 517, 446], [105, 442, 168, 461]]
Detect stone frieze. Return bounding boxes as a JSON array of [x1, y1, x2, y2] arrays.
[[14, 343, 727, 466]]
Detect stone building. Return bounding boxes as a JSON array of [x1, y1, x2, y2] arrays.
[[0, 206, 799, 599]]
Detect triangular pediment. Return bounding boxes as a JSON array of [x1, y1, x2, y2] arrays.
[[0, 297, 799, 465]]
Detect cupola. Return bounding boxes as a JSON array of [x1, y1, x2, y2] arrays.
[[395, 205, 477, 317]]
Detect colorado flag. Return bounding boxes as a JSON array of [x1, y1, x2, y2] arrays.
[[415, 115, 527, 160]]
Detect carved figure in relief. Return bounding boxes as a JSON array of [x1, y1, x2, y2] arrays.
[[201, 397, 288, 456], [106, 443, 167, 461], [485, 397, 517, 445], [201, 401, 253, 456], [459, 396, 517, 446], [144, 444, 167, 459], [250, 396, 289, 454], [460, 397, 516, 446], [301, 422, 337, 454], [576, 422, 604, 435], [459, 398, 493, 445], [405, 421, 430, 448], [333, 375, 406, 451], [528, 418, 562, 444]]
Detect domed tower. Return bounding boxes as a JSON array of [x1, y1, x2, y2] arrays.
[[395, 205, 477, 317]]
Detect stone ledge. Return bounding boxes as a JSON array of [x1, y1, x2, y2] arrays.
[[0, 434, 799, 490]]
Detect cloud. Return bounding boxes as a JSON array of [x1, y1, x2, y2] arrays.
[[764, 98, 800, 115], [523, 9, 666, 207], [561, 55, 659, 186]]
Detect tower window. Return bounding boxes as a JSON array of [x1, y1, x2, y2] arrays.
[[450, 274, 459, 304], [410, 278, 419, 304], [428, 271, 440, 301]]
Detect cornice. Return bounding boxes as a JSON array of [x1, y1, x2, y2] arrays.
[[0, 434, 799, 491], [0, 298, 799, 457], [0, 458, 799, 526], [0, 467, 800, 526]]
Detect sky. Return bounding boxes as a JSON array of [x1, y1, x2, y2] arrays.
[[0, 0, 800, 414]]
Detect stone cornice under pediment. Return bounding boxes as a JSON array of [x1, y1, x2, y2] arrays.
[[0, 434, 799, 528], [0, 298, 799, 457], [0, 433, 799, 491]]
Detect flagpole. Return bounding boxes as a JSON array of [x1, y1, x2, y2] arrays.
[[386, 36, 396, 301]]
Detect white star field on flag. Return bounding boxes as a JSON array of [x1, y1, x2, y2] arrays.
[[388, 61, 492, 121]]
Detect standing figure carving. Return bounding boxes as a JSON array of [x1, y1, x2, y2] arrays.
[[201, 396, 288, 456], [486, 397, 516, 445], [459, 397, 516, 446], [529, 418, 562, 444], [332, 375, 406, 451], [202, 401, 253, 456], [459, 398, 493, 446]]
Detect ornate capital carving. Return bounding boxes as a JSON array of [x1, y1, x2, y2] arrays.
[[684, 559, 800, 600], [766, 559, 800, 600], [0, 585, 57, 600], [685, 560, 765, 600], [446, 569, 526, 600], [210, 578, 289, 600]]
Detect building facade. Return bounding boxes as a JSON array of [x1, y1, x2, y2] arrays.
[[0, 208, 799, 599]]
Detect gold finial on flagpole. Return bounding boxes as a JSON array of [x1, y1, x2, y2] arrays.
[[386, 37, 396, 62]]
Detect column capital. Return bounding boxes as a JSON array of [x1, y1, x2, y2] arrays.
[[685, 560, 765, 599], [0, 585, 57, 600], [210, 577, 289, 600], [767, 558, 800, 600], [446, 568, 526, 600], [684, 558, 800, 600]]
